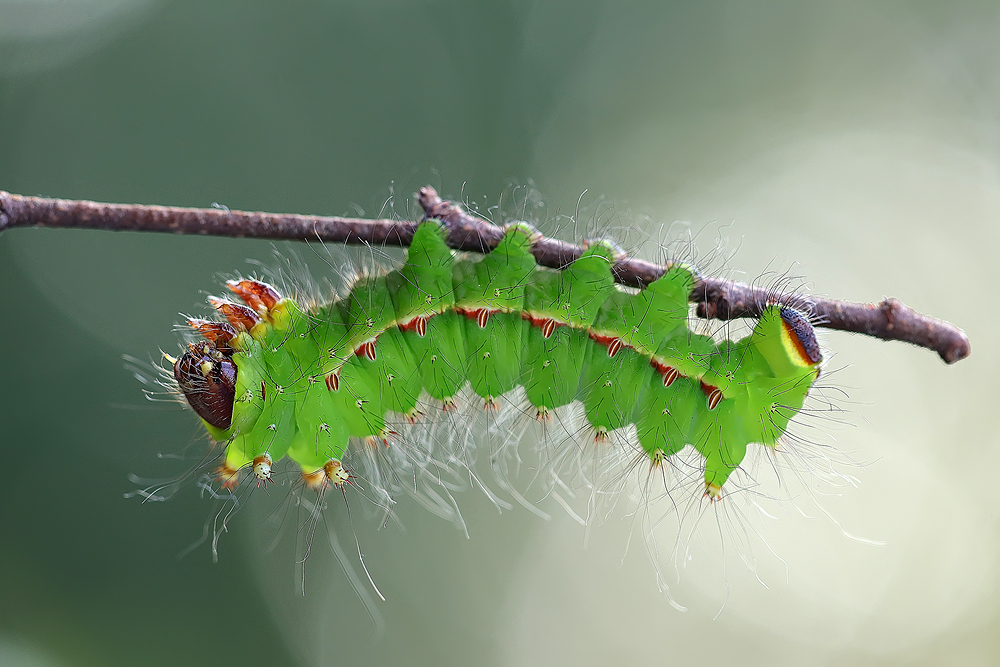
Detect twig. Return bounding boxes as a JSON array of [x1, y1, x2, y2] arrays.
[[0, 190, 414, 246], [0, 187, 970, 363]]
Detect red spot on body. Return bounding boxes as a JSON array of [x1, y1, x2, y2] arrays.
[[523, 313, 563, 339], [456, 307, 496, 329], [650, 359, 681, 387], [700, 381, 723, 410], [589, 331, 627, 357], [355, 340, 377, 361], [324, 371, 340, 391], [399, 315, 430, 337]]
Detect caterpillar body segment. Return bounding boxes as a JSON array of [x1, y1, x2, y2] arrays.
[[453, 224, 537, 405], [173, 220, 822, 497], [389, 222, 467, 404], [519, 242, 616, 414]]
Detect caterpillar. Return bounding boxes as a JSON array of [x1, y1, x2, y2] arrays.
[[169, 218, 821, 510]]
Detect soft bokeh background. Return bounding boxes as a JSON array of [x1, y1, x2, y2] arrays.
[[1, 1, 998, 665]]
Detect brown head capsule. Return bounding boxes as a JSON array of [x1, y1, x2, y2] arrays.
[[173, 343, 238, 430]]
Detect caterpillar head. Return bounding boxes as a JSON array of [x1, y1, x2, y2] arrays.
[[173, 279, 288, 431], [173, 342, 237, 430]]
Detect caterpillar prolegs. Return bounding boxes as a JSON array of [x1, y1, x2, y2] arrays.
[[172, 220, 820, 504]]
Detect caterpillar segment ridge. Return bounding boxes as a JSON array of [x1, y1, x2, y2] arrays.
[[172, 220, 822, 499]]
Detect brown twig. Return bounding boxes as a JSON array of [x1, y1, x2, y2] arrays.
[[0, 190, 415, 246], [0, 187, 970, 364]]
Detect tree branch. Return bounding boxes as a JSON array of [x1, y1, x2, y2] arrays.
[[0, 187, 970, 364]]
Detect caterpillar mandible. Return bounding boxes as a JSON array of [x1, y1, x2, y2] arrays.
[[171, 219, 820, 504]]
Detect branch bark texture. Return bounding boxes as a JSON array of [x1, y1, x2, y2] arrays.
[[0, 187, 970, 364]]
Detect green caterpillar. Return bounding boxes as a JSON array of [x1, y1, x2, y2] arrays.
[[172, 220, 821, 501]]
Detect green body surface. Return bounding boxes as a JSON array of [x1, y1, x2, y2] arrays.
[[197, 220, 821, 495]]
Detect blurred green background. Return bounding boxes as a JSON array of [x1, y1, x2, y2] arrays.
[[2, 1, 998, 665]]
